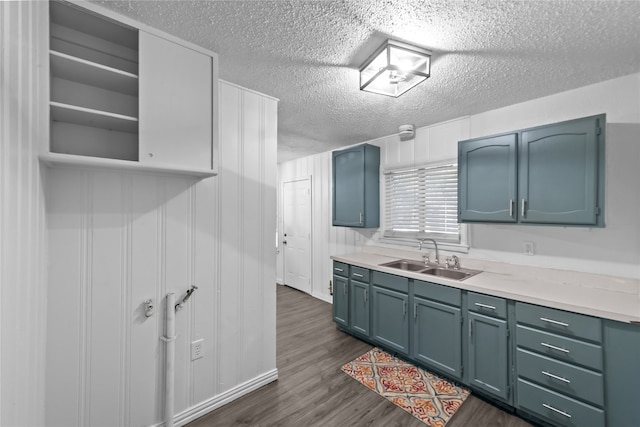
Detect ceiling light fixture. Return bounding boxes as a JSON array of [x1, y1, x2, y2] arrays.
[[359, 39, 432, 98]]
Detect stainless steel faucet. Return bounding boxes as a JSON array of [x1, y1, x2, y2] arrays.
[[418, 238, 439, 265]]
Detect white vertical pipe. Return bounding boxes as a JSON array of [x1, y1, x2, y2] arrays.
[[164, 293, 176, 427]]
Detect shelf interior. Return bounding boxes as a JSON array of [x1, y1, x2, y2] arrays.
[[50, 50, 138, 95], [49, 1, 140, 162]]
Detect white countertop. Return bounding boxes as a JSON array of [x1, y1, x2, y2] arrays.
[[331, 246, 640, 324]]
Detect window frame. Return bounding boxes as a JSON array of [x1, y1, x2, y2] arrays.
[[379, 160, 469, 252]]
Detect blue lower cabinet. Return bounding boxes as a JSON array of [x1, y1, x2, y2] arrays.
[[372, 285, 409, 355], [412, 296, 462, 379], [517, 378, 604, 427], [332, 275, 349, 328], [333, 260, 636, 427], [468, 311, 509, 401], [349, 280, 370, 337]]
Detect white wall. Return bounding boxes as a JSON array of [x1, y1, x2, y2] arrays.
[[278, 73, 640, 304], [0, 2, 48, 426], [44, 81, 277, 426]]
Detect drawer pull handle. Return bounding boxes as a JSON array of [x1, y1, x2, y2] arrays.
[[540, 317, 569, 327], [542, 403, 572, 419], [353, 273, 364, 278], [474, 302, 497, 310], [335, 268, 344, 272], [540, 342, 570, 353], [541, 370, 571, 384]]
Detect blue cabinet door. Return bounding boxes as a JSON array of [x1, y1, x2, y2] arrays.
[[468, 311, 509, 401], [412, 296, 462, 379], [372, 285, 409, 355], [350, 280, 370, 337], [332, 144, 380, 228], [519, 116, 602, 225], [333, 275, 349, 328], [604, 320, 640, 427], [458, 134, 518, 222]]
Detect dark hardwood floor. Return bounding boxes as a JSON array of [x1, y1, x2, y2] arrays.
[[187, 285, 533, 427]]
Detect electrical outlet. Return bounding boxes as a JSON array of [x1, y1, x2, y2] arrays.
[[523, 241, 534, 256], [191, 339, 204, 361]]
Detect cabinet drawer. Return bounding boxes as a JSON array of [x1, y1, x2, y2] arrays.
[[333, 261, 349, 277], [516, 302, 602, 343], [517, 325, 602, 371], [372, 271, 409, 294], [517, 378, 604, 427], [350, 266, 370, 282], [517, 348, 603, 407], [467, 292, 507, 319], [414, 280, 461, 307]]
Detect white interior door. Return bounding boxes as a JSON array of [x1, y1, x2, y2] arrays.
[[282, 179, 312, 294]]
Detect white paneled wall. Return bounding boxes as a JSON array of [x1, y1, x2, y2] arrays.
[[0, 2, 48, 426], [278, 73, 640, 306], [44, 81, 277, 426]]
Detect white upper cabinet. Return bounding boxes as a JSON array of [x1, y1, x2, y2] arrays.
[[139, 32, 213, 171], [43, 1, 218, 177]]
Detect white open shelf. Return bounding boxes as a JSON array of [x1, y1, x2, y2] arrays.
[[50, 101, 138, 133], [50, 50, 138, 95], [39, 152, 217, 178]]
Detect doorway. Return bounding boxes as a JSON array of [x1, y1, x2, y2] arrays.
[[282, 178, 312, 294]]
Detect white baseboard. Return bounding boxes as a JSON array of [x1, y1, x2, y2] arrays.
[[152, 369, 279, 427]]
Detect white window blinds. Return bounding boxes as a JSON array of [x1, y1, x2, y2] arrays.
[[384, 164, 460, 240]]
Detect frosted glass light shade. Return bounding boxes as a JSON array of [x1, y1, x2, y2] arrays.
[[359, 39, 431, 97]]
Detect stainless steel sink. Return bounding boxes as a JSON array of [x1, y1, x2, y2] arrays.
[[380, 259, 427, 272], [379, 259, 481, 281], [421, 267, 480, 281]]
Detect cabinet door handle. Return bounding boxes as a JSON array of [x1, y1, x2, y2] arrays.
[[343, 283, 347, 295], [364, 289, 368, 303], [521, 198, 527, 218], [540, 317, 569, 327], [353, 273, 364, 278], [542, 403, 572, 419], [541, 370, 571, 384], [469, 319, 473, 339], [540, 342, 570, 353], [402, 300, 407, 317], [413, 303, 417, 320], [509, 199, 514, 218], [359, 212, 364, 225], [474, 302, 497, 310]]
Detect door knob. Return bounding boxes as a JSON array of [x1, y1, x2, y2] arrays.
[[283, 240, 287, 245]]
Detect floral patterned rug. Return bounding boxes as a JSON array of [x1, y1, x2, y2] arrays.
[[341, 348, 470, 426]]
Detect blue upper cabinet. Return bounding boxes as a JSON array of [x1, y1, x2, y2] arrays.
[[332, 144, 380, 228], [458, 115, 605, 227], [458, 134, 518, 222], [519, 116, 603, 225]]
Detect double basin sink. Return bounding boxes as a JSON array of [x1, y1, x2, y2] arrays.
[[379, 259, 481, 281]]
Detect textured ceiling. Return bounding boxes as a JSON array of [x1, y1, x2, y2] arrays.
[[89, 0, 640, 163]]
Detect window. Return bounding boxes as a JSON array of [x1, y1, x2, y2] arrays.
[[383, 163, 460, 242]]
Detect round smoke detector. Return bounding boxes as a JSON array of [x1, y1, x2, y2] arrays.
[[398, 124, 415, 140]]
